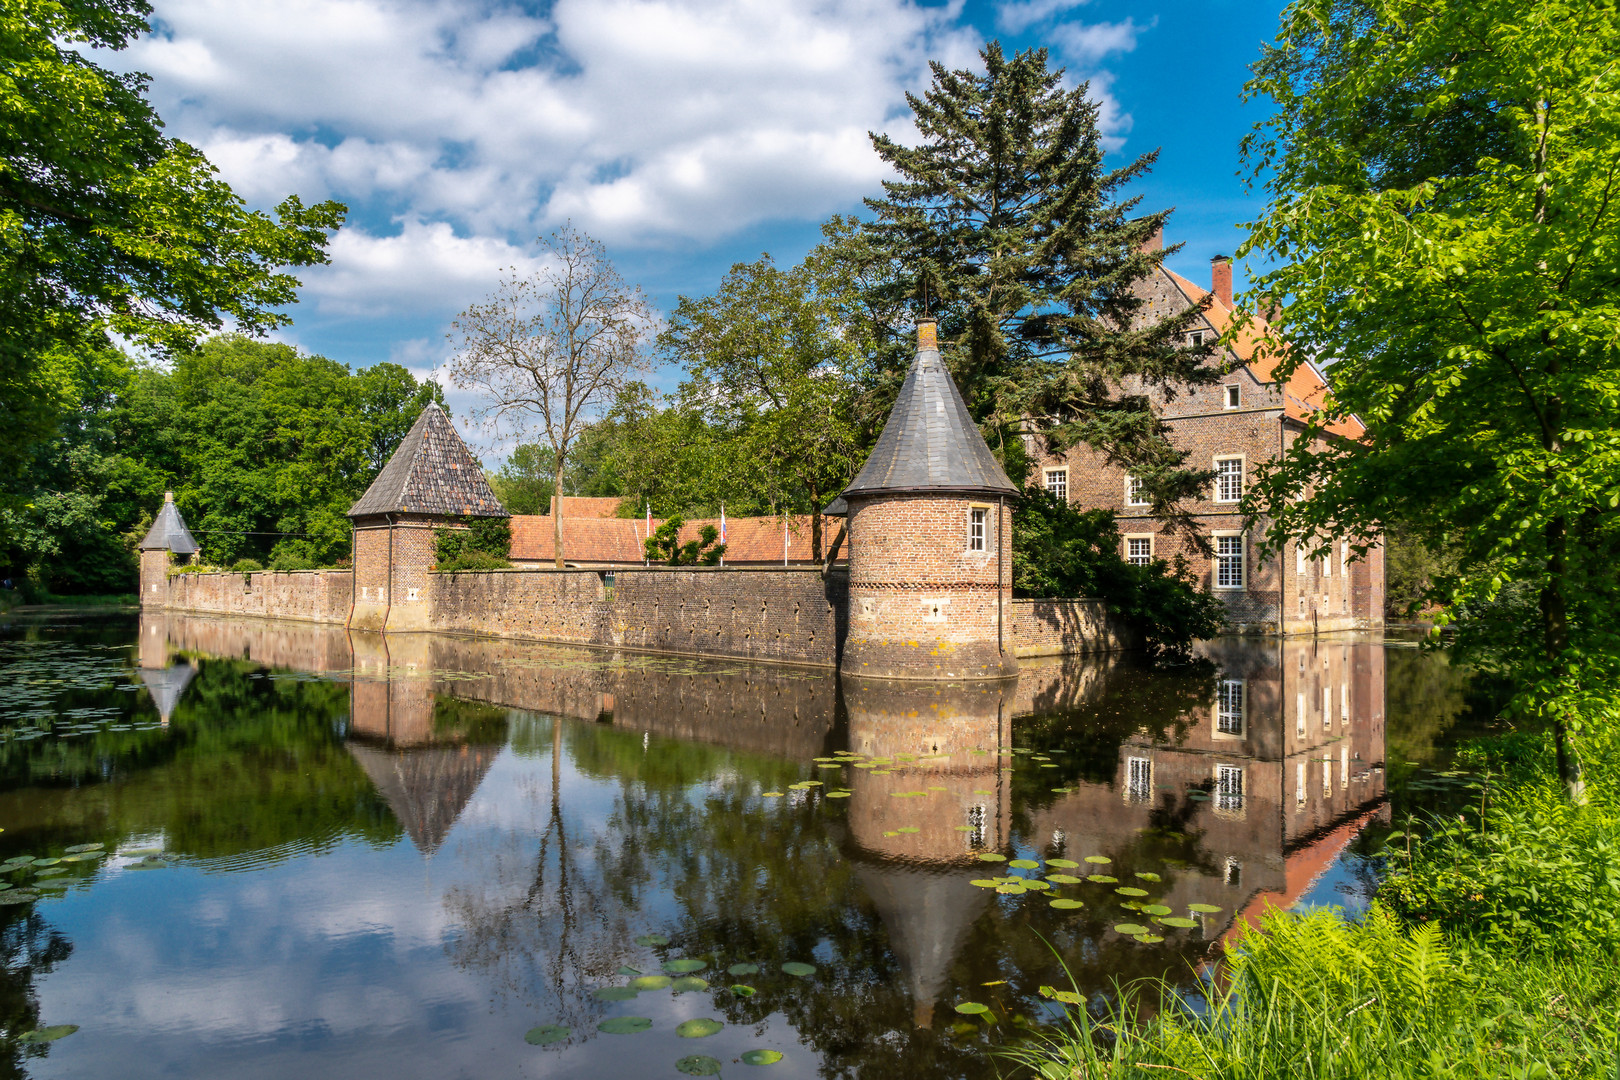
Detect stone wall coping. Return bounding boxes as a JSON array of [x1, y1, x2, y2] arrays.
[[431, 565, 842, 576]]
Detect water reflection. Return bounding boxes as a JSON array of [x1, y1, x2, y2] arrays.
[[0, 614, 1391, 1080]]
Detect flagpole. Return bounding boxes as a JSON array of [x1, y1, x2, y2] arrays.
[[720, 503, 726, 567]]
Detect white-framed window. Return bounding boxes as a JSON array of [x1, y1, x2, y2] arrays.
[[1321, 551, 1331, 577], [1043, 468, 1068, 501], [969, 507, 987, 551], [1214, 457, 1245, 503], [1216, 680, 1246, 736], [1214, 533, 1245, 589], [1224, 384, 1241, 409], [1215, 765, 1245, 812], [1126, 535, 1153, 566], [1224, 856, 1243, 888], [1125, 476, 1148, 507], [1127, 756, 1153, 802], [1296, 761, 1307, 807], [1341, 684, 1349, 722], [1189, 330, 1205, 347], [1341, 540, 1350, 567], [1323, 755, 1333, 796], [1296, 544, 1307, 574], [1323, 686, 1332, 729]]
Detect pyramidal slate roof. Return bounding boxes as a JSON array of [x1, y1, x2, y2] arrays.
[[139, 496, 199, 554], [837, 322, 1017, 504], [348, 404, 508, 519]]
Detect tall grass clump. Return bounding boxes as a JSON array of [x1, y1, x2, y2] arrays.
[[998, 907, 1620, 1080]]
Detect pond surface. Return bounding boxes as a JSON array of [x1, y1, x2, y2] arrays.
[[0, 613, 1467, 1079]]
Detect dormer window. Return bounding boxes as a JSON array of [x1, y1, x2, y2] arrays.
[[1188, 331, 1205, 347]]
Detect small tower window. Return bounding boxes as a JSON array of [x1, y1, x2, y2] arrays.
[[1189, 330, 1205, 347], [969, 507, 987, 551], [1224, 384, 1241, 408]]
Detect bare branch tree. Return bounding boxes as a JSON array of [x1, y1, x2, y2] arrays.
[[449, 226, 654, 567]]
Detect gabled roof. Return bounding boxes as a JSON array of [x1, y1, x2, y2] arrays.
[[139, 497, 199, 554], [1160, 267, 1366, 441], [348, 404, 507, 519], [840, 323, 1017, 500]]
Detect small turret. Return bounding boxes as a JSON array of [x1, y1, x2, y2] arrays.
[[138, 492, 199, 606]]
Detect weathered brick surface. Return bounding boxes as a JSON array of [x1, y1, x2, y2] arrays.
[[139, 549, 170, 607], [843, 494, 1018, 679], [1010, 599, 1133, 657], [161, 569, 352, 624]]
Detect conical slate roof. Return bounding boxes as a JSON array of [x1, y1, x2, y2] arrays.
[[348, 404, 507, 519], [347, 742, 502, 855], [839, 322, 1017, 501], [136, 662, 196, 722], [139, 496, 199, 554]]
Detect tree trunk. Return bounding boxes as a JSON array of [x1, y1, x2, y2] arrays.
[[553, 452, 566, 570], [810, 486, 823, 563]]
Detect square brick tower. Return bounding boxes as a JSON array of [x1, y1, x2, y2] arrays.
[[832, 319, 1019, 679], [138, 492, 200, 607], [347, 404, 507, 632]]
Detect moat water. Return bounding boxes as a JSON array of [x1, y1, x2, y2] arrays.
[[0, 611, 1480, 1079]]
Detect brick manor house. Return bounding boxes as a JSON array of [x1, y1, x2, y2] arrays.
[[1028, 232, 1384, 634]]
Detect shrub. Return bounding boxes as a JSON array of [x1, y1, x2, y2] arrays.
[[643, 516, 725, 566], [435, 516, 512, 572], [230, 558, 263, 573], [269, 541, 319, 572]]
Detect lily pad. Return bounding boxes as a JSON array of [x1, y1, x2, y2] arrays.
[[635, 933, 671, 947], [1160, 917, 1199, 929], [1046, 858, 1080, 868], [970, 879, 1001, 888], [631, 975, 673, 991], [741, 1049, 784, 1065], [761, 791, 784, 797], [1135, 934, 1165, 944], [0, 890, 39, 905], [672, 976, 709, 992], [18, 1025, 78, 1044], [825, 791, 850, 798], [730, 984, 757, 997], [663, 958, 708, 975], [59, 852, 101, 863], [1115, 887, 1148, 897], [524, 1024, 570, 1046], [1143, 904, 1173, 917], [1084, 855, 1111, 864], [995, 883, 1026, 894], [594, 986, 640, 1001], [1188, 904, 1223, 914], [728, 962, 760, 976], [1135, 872, 1162, 883], [976, 853, 1007, 863], [896, 827, 920, 834], [1087, 874, 1118, 884], [30, 858, 59, 867], [1021, 880, 1051, 891], [1049, 899, 1084, 910], [1046, 874, 1083, 885], [676, 1018, 724, 1038], [954, 1002, 989, 1015], [598, 1016, 653, 1035], [677, 1055, 724, 1076], [780, 961, 816, 977], [1113, 923, 1148, 935], [64, 843, 104, 854], [617, 966, 643, 976]]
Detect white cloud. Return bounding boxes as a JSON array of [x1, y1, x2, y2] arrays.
[[299, 219, 545, 316], [1051, 18, 1147, 63], [995, 0, 1092, 35]]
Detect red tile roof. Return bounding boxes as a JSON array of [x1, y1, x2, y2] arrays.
[[510, 514, 845, 565], [1161, 268, 1366, 441]]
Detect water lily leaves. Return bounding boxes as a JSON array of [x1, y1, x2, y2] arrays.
[[970, 879, 1001, 888], [895, 827, 920, 834], [890, 791, 927, 798], [35, 868, 67, 878], [59, 852, 101, 863], [663, 959, 708, 975], [1021, 880, 1051, 891], [64, 843, 103, 854], [677, 1054, 724, 1075], [741, 1049, 784, 1065], [995, 883, 1026, 895], [1049, 899, 1084, 910], [18, 1025, 78, 1044], [1087, 875, 1118, 884], [632, 975, 673, 991], [1039, 986, 1083, 1005], [672, 976, 709, 992], [1136, 934, 1165, 944], [1135, 872, 1162, 883], [675, 1018, 723, 1038], [525, 1024, 570, 1045], [1188, 904, 1223, 914], [1160, 917, 1199, 929], [1046, 858, 1080, 868], [1084, 856, 1111, 864], [594, 987, 640, 1002], [976, 853, 1007, 863], [1115, 887, 1148, 898], [954, 1002, 989, 1015], [598, 1016, 653, 1034], [635, 933, 671, 947], [761, 792, 784, 797], [1046, 874, 1083, 885], [1113, 923, 1148, 935], [780, 962, 816, 977], [1142, 904, 1173, 917], [617, 966, 642, 977], [120, 848, 162, 857], [817, 763, 844, 769], [730, 985, 757, 997], [727, 962, 759, 976], [1009, 859, 1040, 870], [825, 791, 851, 798], [30, 858, 58, 868], [0, 890, 39, 905]]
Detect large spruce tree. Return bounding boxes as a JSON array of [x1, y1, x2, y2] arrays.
[[864, 44, 1216, 508]]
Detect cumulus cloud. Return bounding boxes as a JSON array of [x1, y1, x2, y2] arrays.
[[1051, 17, 1147, 63], [995, 0, 1093, 35]]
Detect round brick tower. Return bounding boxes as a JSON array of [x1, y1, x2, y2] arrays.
[[832, 320, 1019, 680]]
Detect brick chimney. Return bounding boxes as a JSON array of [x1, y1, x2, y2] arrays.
[[1210, 255, 1233, 308], [917, 317, 938, 350], [1140, 225, 1163, 254]]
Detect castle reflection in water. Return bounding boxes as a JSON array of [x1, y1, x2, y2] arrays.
[[140, 612, 1387, 1019]]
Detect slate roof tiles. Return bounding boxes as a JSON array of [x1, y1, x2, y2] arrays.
[[348, 404, 507, 519]]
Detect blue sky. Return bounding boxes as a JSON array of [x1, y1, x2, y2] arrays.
[[109, 0, 1284, 452]]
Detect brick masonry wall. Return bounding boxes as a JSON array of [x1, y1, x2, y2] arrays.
[[161, 569, 352, 624], [139, 550, 170, 607], [843, 494, 1017, 679], [1010, 599, 1133, 657]]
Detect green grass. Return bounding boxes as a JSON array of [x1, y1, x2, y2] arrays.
[[998, 907, 1620, 1080]]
